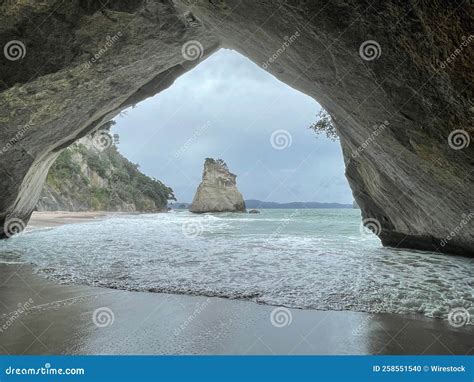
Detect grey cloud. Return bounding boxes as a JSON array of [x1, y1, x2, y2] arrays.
[[113, 49, 353, 204]]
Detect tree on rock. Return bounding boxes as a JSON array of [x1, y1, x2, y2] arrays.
[[309, 109, 338, 141]]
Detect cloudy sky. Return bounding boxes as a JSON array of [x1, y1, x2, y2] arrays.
[[112, 49, 353, 204]]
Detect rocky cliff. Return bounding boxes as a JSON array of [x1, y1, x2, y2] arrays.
[[0, 1, 472, 255], [190, 158, 246, 213], [37, 133, 175, 212]]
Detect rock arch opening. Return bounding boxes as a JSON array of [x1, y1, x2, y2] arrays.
[[108, 49, 352, 212], [0, 0, 472, 255]]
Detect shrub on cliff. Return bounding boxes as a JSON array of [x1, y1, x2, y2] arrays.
[[309, 109, 338, 141]]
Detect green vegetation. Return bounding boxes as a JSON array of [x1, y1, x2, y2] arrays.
[[309, 109, 338, 141], [205, 157, 228, 170], [44, 139, 175, 212]]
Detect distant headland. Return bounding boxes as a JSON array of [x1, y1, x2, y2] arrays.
[[170, 200, 353, 209]]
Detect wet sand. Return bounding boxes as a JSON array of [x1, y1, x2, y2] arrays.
[[0, 264, 473, 355], [28, 211, 114, 230]]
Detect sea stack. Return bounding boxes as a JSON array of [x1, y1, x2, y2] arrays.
[[190, 158, 246, 213]]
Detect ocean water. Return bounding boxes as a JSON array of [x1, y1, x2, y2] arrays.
[[0, 209, 473, 321]]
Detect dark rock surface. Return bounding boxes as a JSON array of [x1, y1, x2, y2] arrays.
[[0, 0, 472, 255]]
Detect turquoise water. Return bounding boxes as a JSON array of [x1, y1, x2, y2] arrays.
[[0, 209, 472, 320]]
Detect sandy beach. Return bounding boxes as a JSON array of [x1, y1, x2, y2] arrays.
[[0, 211, 472, 355], [0, 264, 473, 355], [27, 211, 116, 230]]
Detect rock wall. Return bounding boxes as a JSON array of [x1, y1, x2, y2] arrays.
[[0, 0, 472, 255], [190, 158, 246, 213]]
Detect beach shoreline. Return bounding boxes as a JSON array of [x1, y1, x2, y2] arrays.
[[0, 264, 472, 355], [1, 211, 473, 355], [27, 210, 172, 232], [28, 211, 110, 230]]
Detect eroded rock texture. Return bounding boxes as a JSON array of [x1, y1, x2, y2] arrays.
[[190, 158, 246, 213], [0, 0, 473, 255]]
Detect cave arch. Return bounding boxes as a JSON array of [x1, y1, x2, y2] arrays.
[[0, 0, 472, 255]]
